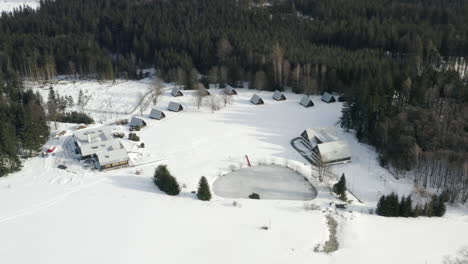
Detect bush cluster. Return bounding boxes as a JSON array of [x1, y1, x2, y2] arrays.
[[128, 133, 140, 141], [57, 111, 94, 124], [153, 165, 180, 196]]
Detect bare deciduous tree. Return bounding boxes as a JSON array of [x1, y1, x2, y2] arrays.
[[221, 91, 232, 107], [209, 94, 221, 113], [152, 78, 163, 105]]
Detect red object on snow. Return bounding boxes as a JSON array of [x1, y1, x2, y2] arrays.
[[47, 146, 56, 153], [245, 155, 251, 167]]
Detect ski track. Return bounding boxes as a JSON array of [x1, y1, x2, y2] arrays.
[[0, 177, 107, 224]]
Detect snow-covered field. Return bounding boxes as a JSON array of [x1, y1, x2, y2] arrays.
[[0, 0, 39, 13], [0, 77, 467, 263]]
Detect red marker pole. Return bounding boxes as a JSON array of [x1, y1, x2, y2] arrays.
[[245, 155, 251, 167]]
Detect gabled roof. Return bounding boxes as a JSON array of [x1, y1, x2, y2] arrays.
[[168, 101, 183, 112], [300, 95, 314, 107], [171, 87, 183, 97], [250, 94, 264, 104], [321, 92, 336, 103], [317, 141, 351, 163], [272, 90, 286, 101], [149, 108, 165, 120], [224, 86, 237, 95], [129, 117, 146, 127], [96, 148, 129, 166]]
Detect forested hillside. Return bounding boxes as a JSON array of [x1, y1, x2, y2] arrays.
[[0, 0, 467, 200]]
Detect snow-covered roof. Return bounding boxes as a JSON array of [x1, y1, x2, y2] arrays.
[[129, 117, 146, 127], [80, 139, 122, 157], [96, 148, 129, 166], [300, 95, 313, 107], [74, 126, 113, 145], [272, 90, 286, 101], [303, 127, 339, 145], [317, 140, 351, 163], [224, 86, 237, 95], [250, 94, 264, 104], [171, 87, 183, 97], [168, 101, 183, 112], [321, 92, 336, 103], [149, 108, 165, 120]]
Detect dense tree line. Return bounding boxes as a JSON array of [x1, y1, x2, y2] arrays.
[[0, 74, 49, 177], [0, 0, 466, 194], [376, 192, 446, 217]]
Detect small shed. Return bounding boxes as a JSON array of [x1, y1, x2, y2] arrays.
[[250, 94, 264, 105], [321, 92, 336, 103], [149, 108, 166, 120], [272, 90, 286, 101], [129, 117, 147, 129], [171, 87, 184, 97], [299, 95, 314, 107], [168, 101, 183, 112], [224, 86, 237, 95]]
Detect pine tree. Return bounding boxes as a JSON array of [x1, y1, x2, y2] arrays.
[[376, 195, 387, 216], [197, 176, 212, 201], [333, 173, 347, 201], [153, 165, 180, 196]]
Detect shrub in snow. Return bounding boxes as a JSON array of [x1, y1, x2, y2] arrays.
[[196, 176, 212, 201], [115, 119, 128, 125], [332, 173, 347, 201], [303, 202, 320, 211], [139, 142, 145, 148], [153, 165, 180, 196], [113, 132, 125, 138], [248, 193, 260, 199], [128, 133, 140, 141]]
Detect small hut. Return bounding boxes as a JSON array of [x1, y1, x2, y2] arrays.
[[250, 94, 264, 105], [299, 95, 314, 107], [224, 86, 237, 95], [321, 92, 336, 103], [272, 90, 286, 101], [149, 108, 166, 120], [168, 101, 183, 112], [129, 117, 147, 130], [171, 87, 184, 97]]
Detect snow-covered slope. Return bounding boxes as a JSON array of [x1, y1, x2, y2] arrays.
[[0, 78, 466, 264], [0, 0, 39, 13]]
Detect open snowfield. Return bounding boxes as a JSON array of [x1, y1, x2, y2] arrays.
[[1, 78, 467, 263], [0, 0, 39, 13]]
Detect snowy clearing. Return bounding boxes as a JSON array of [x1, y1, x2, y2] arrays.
[[0, 78, 466, 263], [0, 0, 39, 13]]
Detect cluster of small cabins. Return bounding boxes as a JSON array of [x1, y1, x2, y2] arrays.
[[72, 87, 349, 171], [249, 91, 343, 106], [73, 127, 129, 170]]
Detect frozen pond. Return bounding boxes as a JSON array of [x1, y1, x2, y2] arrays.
[[213, 165, 317, 200]]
